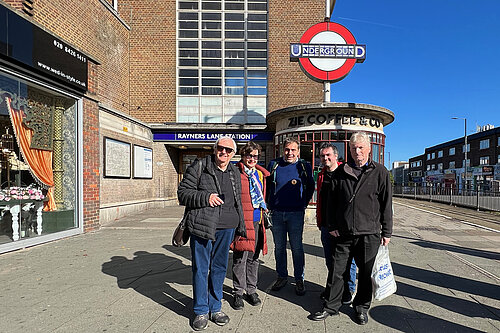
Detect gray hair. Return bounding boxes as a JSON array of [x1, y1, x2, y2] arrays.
[[349, 132, 371, 145], [214, 136, 237, 151], [319, 142, 338, 155]]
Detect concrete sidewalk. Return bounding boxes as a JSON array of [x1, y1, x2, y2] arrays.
[[1, 200, 499, 332]]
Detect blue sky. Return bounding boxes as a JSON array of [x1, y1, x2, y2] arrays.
[[326, 0, 500, 168]]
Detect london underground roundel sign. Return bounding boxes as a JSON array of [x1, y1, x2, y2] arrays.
[[290, 22, 366, 83]]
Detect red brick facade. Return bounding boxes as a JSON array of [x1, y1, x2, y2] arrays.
[[119, 0, 177, 122], [268, 0, 324, 112], [1, 0, 329, 233]]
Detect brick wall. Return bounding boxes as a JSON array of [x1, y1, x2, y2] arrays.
[[4, 0, 131, 114], [119, 0, 177, 123], [268, 0, 324, 113], [83, 98, 100, 231]]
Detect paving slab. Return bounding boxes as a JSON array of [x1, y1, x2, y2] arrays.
[[0, 201, 499, 332]]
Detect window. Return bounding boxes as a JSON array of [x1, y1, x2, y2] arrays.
[[449, 161, 455, 169], [498, 137, 500, 146], [427, 153, 430, 160], [177, 0, 268, 124], [0, 71, 78, 244], [480, 156, 489, 165], [427, 165, 430, 171], [449, 147, 455, 155], [437, 163, 443, 170], [480, 139, 490, 149], [431, 152, 435, 159], [464, 159, 470, 167], [438, 150, 443, 158], [463, 143, 470, 153], [498, 154, 500, 164], [417, 160, 421, 167]]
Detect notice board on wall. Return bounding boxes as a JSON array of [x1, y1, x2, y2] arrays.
[[133, 145, 153, 179], [104, 137, 131, 178]]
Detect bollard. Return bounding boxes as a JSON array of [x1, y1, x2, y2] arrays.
[[476, 188, 480, 211]]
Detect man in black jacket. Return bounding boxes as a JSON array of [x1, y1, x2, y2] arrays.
[[311, 132, 392, 325], [178, 136, 246, 331]]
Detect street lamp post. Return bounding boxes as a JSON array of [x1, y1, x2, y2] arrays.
[[452, 117, 467, 192]]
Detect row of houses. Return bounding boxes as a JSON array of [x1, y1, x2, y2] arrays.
[[392, 125, 500, 191]]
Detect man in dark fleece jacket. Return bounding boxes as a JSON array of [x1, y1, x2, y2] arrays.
[[178, 136, 245, 331], [266, 137, 315, 296], [311, 132, 393, 326]]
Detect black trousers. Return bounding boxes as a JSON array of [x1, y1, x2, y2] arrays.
[[324, 233, 380, 314]]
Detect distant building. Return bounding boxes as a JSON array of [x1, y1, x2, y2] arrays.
[[408, 125, 500, 190], [391, 161, 408, 186]]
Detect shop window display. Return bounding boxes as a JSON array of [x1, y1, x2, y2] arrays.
[[0, 72, 77, 244]]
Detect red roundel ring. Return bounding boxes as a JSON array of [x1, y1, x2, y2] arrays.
[[299, 22, 357, 82]]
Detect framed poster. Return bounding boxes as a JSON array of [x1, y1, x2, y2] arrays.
[[104, 137, 131, 178], [133, 145, 153, 179]]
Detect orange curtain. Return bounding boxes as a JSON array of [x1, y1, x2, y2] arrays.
[[6, 97, 56, 211]]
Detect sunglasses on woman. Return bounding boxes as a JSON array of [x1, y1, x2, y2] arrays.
[[244, 154, 259, 160]]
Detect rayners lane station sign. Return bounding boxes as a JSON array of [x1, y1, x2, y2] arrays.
[[290, 22, 365, 82]]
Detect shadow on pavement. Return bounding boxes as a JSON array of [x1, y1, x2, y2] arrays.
[[393, 262, 500, 301], [163, 243, 326, 316], [396, 281, 500, 320], [395, 234, 500, 261], [370, 305, 485, 332], [101, 250, 193, 319]]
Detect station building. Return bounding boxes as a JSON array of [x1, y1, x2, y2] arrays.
[[0, 0, 393, 253]]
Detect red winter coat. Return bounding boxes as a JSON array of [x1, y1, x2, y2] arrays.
[[231, 162, 270, 255]]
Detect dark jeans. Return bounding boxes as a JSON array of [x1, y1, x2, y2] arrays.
[[190, 228, 235, 315], [321, 226, 357, 293], [270, 210, 305, 281], [324, 234, 380, 314]]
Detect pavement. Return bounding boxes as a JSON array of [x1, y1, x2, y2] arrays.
[[1, 198, 500, 333]]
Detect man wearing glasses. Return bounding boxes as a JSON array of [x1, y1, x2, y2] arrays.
[[266, 137, 315, 296], [178, 136, 246, 331]]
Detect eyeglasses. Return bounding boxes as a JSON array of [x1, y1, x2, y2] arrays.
[[216, 145, 234, 154], [244, 154, 259, 160]]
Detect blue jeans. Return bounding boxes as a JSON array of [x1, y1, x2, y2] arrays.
[[190, 228, 235, 315], [321, 226, 357, 293], [271, 210, 305, 281]]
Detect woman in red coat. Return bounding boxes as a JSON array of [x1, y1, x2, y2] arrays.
[[231, 141, 270, 310]]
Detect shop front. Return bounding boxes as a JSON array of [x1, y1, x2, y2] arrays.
[[267, 102, 394, 190], [0, 4, 85, 252]]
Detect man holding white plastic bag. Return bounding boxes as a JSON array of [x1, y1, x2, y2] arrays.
[[311, 132, 393, 325]]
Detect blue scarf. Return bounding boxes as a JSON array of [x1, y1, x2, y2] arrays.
[[245, 167, 267, 210]]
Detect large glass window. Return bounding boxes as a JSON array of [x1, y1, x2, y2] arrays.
[[480, 156, 489, 165], [177, 0, 268, 124], [0, 72, 78, 245], [449, 147, 455, 155]]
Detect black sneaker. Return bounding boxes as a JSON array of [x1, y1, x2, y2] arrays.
[[341, 291, 353, 305], [210, 311, 230, 326], [295, 280, 306, 296], [233, 294, 244, 310], [192, 314, 209, 331], [271, 277, 288, 291], [246, 293, 261, 306]]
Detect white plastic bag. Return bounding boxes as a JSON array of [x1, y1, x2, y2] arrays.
[[371, 245, 397, 300]]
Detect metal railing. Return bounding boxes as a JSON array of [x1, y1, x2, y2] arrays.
[[393, 184, 500, 212]]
